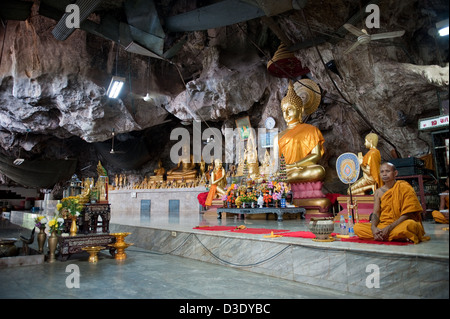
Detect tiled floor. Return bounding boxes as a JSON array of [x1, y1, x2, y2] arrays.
[[1, 209, 448, 300], [0, 218, 366, 299]]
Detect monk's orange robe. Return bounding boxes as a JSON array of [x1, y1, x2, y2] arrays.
[[278, 123, 324, 164], [205, 169, 224, 207], [432, 192, 449, 224], [354, 180, 430, 244], [362, 148, 383, 188]]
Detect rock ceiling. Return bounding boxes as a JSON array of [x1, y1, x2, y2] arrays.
[[0, 0, 448, 191]]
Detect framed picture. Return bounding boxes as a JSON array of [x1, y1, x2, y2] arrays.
[[235, 116, 251, 140]]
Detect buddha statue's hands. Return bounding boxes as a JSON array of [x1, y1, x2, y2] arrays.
[[286, 162, 304, 170], [358, 152, 363, 163]]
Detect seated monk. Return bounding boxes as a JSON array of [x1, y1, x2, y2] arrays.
[[349, 133, 383, 195], [354, 162, 430, 244], [273, 81, 325, 183], [432, 177, 449, 224], [166, 154, 197, 181], [205, 159, 227, 207], [150, 159, 165, 182]]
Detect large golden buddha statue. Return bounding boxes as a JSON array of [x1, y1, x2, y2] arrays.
[[273, 80, 331, 218], [166, 153, 197, 182], [273, 81, 325, 183], [348, 133, 383, 195]]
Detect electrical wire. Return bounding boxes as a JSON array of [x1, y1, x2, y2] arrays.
[[127, 231, 293, 268]]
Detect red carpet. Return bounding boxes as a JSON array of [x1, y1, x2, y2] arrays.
[[193, 226, 289, 234], [230, 228, 289, 234], [193, 227, 414, 245], [279, 231, 338, 238], [193, 226, 236, 231]]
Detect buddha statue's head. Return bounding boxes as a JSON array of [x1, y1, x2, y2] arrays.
[[365, 133, 378, 148], [281, 81, 304, 125], [214, 158, 222, 169]]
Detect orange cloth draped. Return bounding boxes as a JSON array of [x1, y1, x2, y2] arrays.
[[354, 180, 430, 244], [205, 169, 224, 207], [432, 211, 449, 224], [278, 123, 324, 164], [362, 148, 383, 188], [432, 192, 449, 224]]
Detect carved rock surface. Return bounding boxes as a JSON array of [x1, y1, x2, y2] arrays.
[[0, 0, 448, 192]]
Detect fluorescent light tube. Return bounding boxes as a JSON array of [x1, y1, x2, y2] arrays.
[[106, 76, 126, 98], [436, 19, 449, 36]]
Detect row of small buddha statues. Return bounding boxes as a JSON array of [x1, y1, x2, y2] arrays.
[[109, 152, 278, 191], [111, 80, 382, 197]]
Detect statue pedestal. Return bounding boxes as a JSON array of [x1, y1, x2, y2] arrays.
[[335, 195, 374, 222], [290, 182, 332, 219]]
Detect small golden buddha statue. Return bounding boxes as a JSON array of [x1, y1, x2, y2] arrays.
[[348, 133, 383, 195], [166, 154, 197, 181], [245, 129, 260, 179], [205, 159, 227, 206], [261, 149, 272, 177], [273, 81, 326, 183], [150, 159, 165, 182]]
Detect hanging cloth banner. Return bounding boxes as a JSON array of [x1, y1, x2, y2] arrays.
[[0, 154, 77, 188]]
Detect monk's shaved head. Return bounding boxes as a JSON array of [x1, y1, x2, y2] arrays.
[[381, 162, 396, 171]]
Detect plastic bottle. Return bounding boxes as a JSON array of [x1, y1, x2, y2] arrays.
[[339, 215, 347, 235], [348, 212, 354, 237]]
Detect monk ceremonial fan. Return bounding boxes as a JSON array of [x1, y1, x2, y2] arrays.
[[354, 162, 430, 244]]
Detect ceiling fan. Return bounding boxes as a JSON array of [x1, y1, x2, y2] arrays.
[[109, 129, 125, 154], [343, 23, 405, 54], [13, 129, 30, 165]]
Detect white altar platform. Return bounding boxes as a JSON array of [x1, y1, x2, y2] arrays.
[[108, 207, 449, 299], [108, 187, 207, 221], [6, 206, 449, 299]]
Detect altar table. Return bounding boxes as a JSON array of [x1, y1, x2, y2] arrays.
[[58, 234, 116, 261], [216, 207, 306, 222]]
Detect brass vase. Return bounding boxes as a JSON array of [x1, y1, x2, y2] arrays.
[[70, 216, 78, 236], [48, 231, 58, 263], [37, 226, 46, 253]]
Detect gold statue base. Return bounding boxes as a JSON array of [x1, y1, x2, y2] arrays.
[[293, 198, 332, 219]]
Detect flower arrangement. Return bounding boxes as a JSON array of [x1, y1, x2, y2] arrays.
[[272, 192, 281, 201], [57, 196, 84, 217], [263, 193, 272, 205], [46, 217, 65, 234], [274, 181, 290, 198], [238, 185, 247, 195], [34, 215, 47, 228]]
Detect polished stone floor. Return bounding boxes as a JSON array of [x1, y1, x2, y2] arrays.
[[0, 218, 367, 300], [1, 209, 448, 300]]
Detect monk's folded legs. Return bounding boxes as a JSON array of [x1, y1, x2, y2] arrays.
[[354, 220, 428, 244]]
